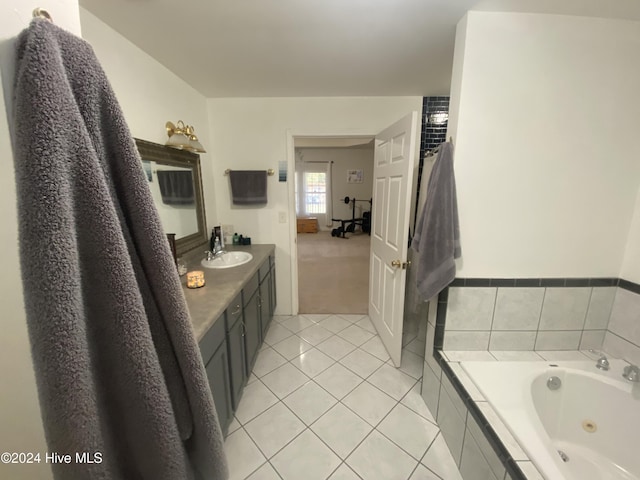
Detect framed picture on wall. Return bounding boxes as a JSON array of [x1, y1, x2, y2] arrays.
[[347, 169, 363, 183]]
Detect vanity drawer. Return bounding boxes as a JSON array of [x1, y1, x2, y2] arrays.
[[199, 313, 226, 364], [259, 259, 270, 284], [226, 292, 243, 330], [243, 272, 259, 306]]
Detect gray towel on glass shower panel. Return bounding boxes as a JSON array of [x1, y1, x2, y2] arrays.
[[12, 19, 227, 480], [411, 142, 461, 301]]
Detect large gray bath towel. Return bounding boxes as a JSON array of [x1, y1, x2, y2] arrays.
[[411, 143, 461, 301], [12, 19, 227, 480]]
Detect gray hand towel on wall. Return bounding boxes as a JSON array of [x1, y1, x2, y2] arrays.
[[411, 142, 461, 301], [12, 19, 227, 480], [229, 170, 268, 205]]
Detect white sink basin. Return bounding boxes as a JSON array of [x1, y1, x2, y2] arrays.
[[201, 251, 253, 269]]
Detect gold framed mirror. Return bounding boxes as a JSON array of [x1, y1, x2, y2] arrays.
[[135, 138, 207, 255]]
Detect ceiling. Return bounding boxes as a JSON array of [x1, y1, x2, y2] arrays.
[[79, 0, 640, 98]]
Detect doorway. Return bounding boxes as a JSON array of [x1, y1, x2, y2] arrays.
[[294, 138, 374, 314], [287, 112, 420, 366]]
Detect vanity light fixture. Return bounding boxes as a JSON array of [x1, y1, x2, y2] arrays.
[[165, 120, 207, 153]]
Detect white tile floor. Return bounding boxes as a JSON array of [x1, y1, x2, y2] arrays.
[[224, 314, 463, 480]]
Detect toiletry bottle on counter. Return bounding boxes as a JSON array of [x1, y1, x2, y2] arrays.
[[214, 226, 224, 248], [233, 233, 239, 245], [210, 229, 216, 251], [213, 236, 221, 253]]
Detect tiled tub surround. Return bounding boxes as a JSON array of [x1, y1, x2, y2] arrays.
[[443, 283, 614, 352], [440, 278, 640, 356], [422, 348, 544, 480], [461, 358, 640, 480], [422, 348, 622, 480], [423, 278, 640, 479]]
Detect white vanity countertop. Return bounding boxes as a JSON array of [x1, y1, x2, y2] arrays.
[[180, 243, 276, 341]]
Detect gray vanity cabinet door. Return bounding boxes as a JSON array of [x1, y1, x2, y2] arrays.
[[227, 315, 247, 410], [205, 341, 233, 435], [243, 286, 261, 377], [259, 275, 271, 338], [269, 263, 277, 317]]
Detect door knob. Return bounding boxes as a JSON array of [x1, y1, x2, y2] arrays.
[[391, 259, 411, 269]]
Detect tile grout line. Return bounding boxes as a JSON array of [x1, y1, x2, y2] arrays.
[[417, 432, 449, 480], [577, 286, 595, 349], [486, 286, 499, 351], [532, 287, 547, 350]]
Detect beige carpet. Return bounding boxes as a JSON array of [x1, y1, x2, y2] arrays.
[[297, 231, 370, 314]]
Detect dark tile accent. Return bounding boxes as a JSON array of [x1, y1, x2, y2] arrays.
[[504, 459, 528, 480], [619, 279, 640, 295], [434, 323, 445, 350], [514, 278, 541, 287], [450, 277, 627, 288], [490, 278, 516, 287], [589, 278, 618, 287], [438, 287, 449, 303], [464, 278, 493, 287], [415, 96, 450, 229], [564, 278, 591, 287]]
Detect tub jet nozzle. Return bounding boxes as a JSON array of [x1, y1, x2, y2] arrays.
[[547, 376, 562, 390]]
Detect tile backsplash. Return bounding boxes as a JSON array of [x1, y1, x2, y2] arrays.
[[439, 278, 640, 359]]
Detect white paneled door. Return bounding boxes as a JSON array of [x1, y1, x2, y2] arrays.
[[369, 112, 418, 367]]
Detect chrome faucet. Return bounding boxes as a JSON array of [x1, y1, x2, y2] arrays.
[[204, 243, 225, 262], [622, 364, 640, 382], [595, 354, 610, 371], [212, 236, 225, 257]]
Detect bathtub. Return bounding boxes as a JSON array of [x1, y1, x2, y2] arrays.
[[461, 359, 640, 480]]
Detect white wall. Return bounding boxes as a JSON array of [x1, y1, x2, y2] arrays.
[[207, 97, 422, 314], [449, 12, 640, 278], [296, 147, 374, 229], [0, 3, 79, 478], [80, 8, 217, 233], [620, 186, 640, 284]]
